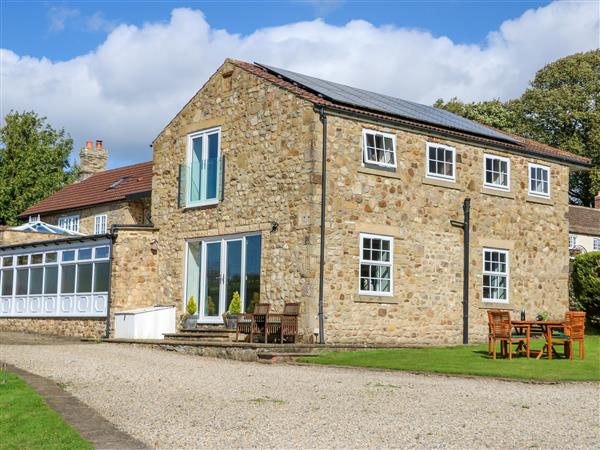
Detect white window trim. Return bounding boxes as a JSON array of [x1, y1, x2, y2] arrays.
[[94, 214, 107, 235], [569, 235, 577, 249], [28, 214, 40, 223], [483, 154, 511, 191], [528, 163, 551, 198], [425, 142, 456, 181], [58, 215, 80, 233], [358, 233, 394, 297], [186, 127, 221, 208], [482, 248, 510, 304], [362, 129, 397, 169], [593, 238, 600, 251]]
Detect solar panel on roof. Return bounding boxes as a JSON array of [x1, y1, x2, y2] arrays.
[[257, 63, 518, 144]]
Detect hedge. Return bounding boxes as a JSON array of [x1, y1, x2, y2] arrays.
[[571, 251, 600, 327]]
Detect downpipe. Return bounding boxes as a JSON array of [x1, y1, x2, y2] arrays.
[[317, 107, 327, 344]]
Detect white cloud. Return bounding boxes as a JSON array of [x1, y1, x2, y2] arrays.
[[47, 5, 80, 32], [2, 2, 598, 167]]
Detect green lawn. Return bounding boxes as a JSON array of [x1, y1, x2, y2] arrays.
[[0, 372, 91, 450], [299, 336, 600, 381]]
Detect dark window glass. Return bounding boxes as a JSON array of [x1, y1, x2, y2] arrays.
[[2, 256, 13, 267], [244, 235, 261, 313], [62, 251, 75, 262], [61, 265, 76, 294], [45, 252, 58, 263], [31, 254, 43, 264], [93, 262, 110, 292], [16, 269, 28, 295], [95, 246, 109, 259], [44, 266, 58, 294], [76, 263, 93, 293], [1, 270, 13, 295], [17, 255, 28, 266], [29, 267, 43, 295], [79, 248, 92, 260]]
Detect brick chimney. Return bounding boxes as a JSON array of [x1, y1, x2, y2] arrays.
[[595, 192, 600, 209], [79, 139, 108, 181]]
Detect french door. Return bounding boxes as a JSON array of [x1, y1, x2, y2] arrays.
[[185, 234, 261, 323]]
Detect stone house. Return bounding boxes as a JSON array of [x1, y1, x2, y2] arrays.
[[567, 194, 600, 253], [18, 140, 153, 235], [0, 142, 158, 338], [151, 59, 591, 344]]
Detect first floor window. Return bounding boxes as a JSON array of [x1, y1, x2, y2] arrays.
[[483, 249, 509, 303], [529, 163, 550, 197], [362, 129, 396, 168], [186, 128, 221, 206], [28, 215, 40, 222], [58, 215, 80, 233], [359, 234, 393, 295], [593, 238, 600, 251], [569, 235, 577, 249], [426, 143, 455, 180], [94, 214, 107, 234], [484, 154, 510, 190]]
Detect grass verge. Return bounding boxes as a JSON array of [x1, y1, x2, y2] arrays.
[[0, 372, 92, 450], [298, 336, 600, 382]]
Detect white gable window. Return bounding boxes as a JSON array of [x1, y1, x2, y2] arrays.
[[362, 129, 396, 168], [593, 238, 600, 251], [569, 235, 577, 249], [28, 215, 40, 223], [528, 163, 550, 197], [58, 215, 80, 233], [359, 234, 393, 296], [185, 127, 222, 207], [426, 143, 455, 181], [94, 214, 107, 234], [484, 154, 510, 191], [483, 248, 509, 303]]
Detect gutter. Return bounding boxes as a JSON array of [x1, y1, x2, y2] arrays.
[[317, 107, 327, 344]]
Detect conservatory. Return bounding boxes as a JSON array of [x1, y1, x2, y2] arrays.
[[0, 236, 111, 318]]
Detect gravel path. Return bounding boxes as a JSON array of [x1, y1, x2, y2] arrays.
[[1, 332, 599, 449]]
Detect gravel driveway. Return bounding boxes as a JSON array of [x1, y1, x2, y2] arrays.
[[1, 332, 599, 449]]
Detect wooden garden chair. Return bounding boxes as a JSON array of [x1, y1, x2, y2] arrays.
[[266, 302, 301, 344], [236, 303, 270, 343], [547, 311, 585, 360], [489, 310, 530, 360]]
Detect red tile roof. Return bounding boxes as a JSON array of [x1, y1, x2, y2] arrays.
[[230, 60, 591, 168], [567, 206, 600, 236], [19, 161, 153, 218]]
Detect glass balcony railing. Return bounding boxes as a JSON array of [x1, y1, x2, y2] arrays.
[[179, 156, 224, 207]]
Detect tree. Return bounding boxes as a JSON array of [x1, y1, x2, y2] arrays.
[[0, 111, 78, 225], [435, 50, 600, 205]]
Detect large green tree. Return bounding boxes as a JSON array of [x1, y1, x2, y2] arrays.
[[435, 50, 600, 205], [0, 111, 78, 225]]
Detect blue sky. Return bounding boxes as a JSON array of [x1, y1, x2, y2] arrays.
[[1, 1, 598, 167]]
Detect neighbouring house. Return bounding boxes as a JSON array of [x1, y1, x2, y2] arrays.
[[150, 59, 591, 345], [1, 59, 593, 343], [0, 142, 158, 338], [567, 193, 600, 254]]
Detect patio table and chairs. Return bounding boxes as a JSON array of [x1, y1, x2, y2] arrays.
[[236, 302, 301, 344], [488, 310, 586, 361]]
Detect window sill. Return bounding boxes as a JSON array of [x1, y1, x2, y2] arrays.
[[358, 167, 402, 180], [526, 195, 553, 206], [355, 295, 399, 304], [183, 200, 220, 211], [422, 176, 461, 191], [481, 188, 515, 199], [480, 302, 512, 309]]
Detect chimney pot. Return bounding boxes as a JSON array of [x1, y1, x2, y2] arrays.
[[86, 140, 93, 149], [96, 140, 103, 150]]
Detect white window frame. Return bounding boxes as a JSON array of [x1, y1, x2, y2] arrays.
[[593, 238, 600, 251], [186, 127, 221, 208], [569, 235, 577, 249], [28, 214, 40, 223], [528, 163, 551, 198], [362, 129, 397, 169], [426, 142, 456, 181], [94, 214, 107, 235], [58, 215, 80, 233], [483, 154, 511, 191], [482, 248, 509, 304], [358, 233, 394, 297]]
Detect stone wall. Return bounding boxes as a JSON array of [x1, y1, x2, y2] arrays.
[[152, 61, 322, 338], [41, 198, 151, 235], [0, 318, 106, 339], [0, 228, 63, 246], [320, 114, 570, 344]]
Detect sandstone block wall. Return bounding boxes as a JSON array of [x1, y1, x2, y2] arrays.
[[0, 318, 106, 339], [0, 228, 64, 246], [152, 61, 322, 338]]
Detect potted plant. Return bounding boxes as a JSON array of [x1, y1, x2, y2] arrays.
[[181, 296, 198, 330], [222, 291, 241, 329]]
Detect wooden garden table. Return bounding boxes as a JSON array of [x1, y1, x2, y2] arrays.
[[512, 320, 564, 360]]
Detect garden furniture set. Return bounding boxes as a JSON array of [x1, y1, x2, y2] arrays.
[[487, 310, 585, 360], [236, 302, 300, 344]]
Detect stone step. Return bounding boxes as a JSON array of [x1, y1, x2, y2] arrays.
[[164, 332, 234, 341]]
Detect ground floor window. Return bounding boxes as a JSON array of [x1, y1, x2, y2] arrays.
[[359, 233, 393, 296], [482, 248, 509, 303], [185, 234, 261, 323]]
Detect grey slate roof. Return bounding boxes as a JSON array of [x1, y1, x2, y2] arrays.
[[258, 63, 518, 144]]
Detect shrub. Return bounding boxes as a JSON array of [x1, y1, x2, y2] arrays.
[[571, 251, 600, 326], [228, 291, 241, 314], [186, 296, 197, 317]]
